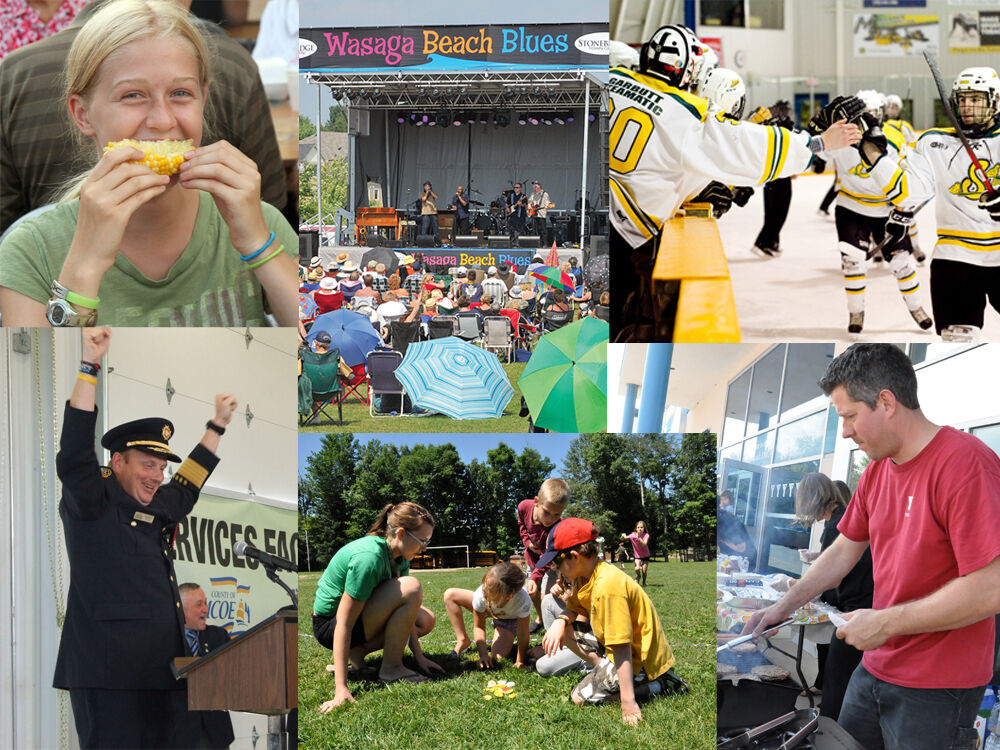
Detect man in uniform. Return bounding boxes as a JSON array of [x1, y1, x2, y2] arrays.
[[175, 583, 235, 749], [54, 327, 237, 748]]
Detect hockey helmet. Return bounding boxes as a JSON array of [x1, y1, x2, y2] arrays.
[[885, 94, 903, 119], [701, 67, 746, 119], [855, 89, 886, 124], [640, 25, 704, 90], [691, 46, 719, 96], [950, 67, 1000, 136]]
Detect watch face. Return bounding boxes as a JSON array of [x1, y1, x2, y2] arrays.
[[47, 301, 68, 326]]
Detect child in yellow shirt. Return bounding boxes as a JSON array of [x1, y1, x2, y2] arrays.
[[538, 518, 689, 725]]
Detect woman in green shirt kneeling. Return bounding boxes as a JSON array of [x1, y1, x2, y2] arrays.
[[313, 502, 444, 712]]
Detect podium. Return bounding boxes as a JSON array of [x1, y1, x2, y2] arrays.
[[173, 608, 296, 750]]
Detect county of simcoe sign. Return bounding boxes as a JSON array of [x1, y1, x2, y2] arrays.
[[299, 23, 609, 71]]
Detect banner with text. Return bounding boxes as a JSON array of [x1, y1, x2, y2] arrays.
[[299, 23, 609, 72], [948, 11, 1000, 53], [853, 13, 939, 56], [420, 249, 541, 271], [172, 493, 297, 636]]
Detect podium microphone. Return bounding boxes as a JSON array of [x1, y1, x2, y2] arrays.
[[232, 541, 296, 572]]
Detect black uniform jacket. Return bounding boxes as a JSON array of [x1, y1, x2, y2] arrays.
[[176, 626, 236, 748], [53, 403, 219, 691]]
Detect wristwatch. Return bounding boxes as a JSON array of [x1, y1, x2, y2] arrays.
[[46, 280, 97, 327]]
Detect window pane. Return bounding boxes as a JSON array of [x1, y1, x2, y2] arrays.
[[824, 405, 839, 454], [721, 443, 742, 462], [745, 345, 785, 437], [701, 0, 745, 27], [971, 424, 1000, 458], [759, 461, 819, 574], [745, 430, 775, 465], [774, 411, 826, 463], [723, 368, 751, 446], [748, 0, 784, 29], [779, 344, 835, 422], [848, 448, 872, 490]]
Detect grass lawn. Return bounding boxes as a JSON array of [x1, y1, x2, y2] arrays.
[[299, 363, 533, 434], [298, 561, 715, 749]]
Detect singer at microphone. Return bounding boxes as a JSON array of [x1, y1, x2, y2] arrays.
[[233, 541, 296, 572]]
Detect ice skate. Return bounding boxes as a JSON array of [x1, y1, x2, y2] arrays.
[[751, 244, 781, 258], [910, 307, 933, 330], [848, 312, 864, 334]]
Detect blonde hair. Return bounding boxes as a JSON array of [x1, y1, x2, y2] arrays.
[[367, 502, 436, 538], [537, 477, 570, 508], [794, 473, 848, 526], [58, 0, 212, 201], [481, 562, 525, 613]]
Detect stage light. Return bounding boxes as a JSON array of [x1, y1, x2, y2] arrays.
[[567, 113, 575, 123], [588, 114, 596, 121], [554, 115, 565, 125], [543, 116, 552, 125], [518, 114, 527, 125], [467, 113, 477, 124], [453, 112, 463, 126], [528, 116, 539, 125], [435, 110, 450, 127], [397, 115, 406, 124], [480, 112, 490, 125]]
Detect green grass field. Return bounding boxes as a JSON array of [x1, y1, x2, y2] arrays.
[[299, 363, 533, 433], [298, 561, 715, 750]]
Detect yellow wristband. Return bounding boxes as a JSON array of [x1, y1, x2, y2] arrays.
[[246, 244, 285, 271], [77, 373, 98, 385]]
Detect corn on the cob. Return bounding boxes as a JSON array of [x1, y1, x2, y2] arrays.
[[103, 139, 193, 175]]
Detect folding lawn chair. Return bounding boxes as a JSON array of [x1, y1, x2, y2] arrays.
[[298, 348, 343, 425], [404, 273, 423, 296], [428, 316, 457, 339], [388, 319, 422, 357], [594, 304, 610, 322], [454, 312, 484, 343], [367, 350, 406, 416], [541, 308, 573, 333], [483, 316, 514, 363], [339, 362, 369, 405], [481, 278, 507, 308]]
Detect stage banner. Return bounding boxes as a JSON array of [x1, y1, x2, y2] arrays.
[[420, 249, 540, 271], [948, 11, 1000, 53], [172, 493, 297, 636], [853, 13, 939, 56], [864, 0, 926, 7], [299, 23, 609, 72]]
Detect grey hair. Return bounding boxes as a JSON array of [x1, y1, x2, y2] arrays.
[[818, 344, 919, 410]]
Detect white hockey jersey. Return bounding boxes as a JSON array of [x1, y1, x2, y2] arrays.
[[867, 122, 1000, 266], [818, 124, 910, 219], [608, 66, 819, 249]]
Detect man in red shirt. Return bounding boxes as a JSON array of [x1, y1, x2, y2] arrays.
[[744, 344, 1000, 750]]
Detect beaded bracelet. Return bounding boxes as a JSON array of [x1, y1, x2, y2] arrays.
[[240, 231, 276, 262], [246, 244, 285, 271]]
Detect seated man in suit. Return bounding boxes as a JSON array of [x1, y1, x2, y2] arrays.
[[178, 583, 235, 749]]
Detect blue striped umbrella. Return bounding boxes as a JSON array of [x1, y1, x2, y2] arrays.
[[395, 337, 514, 419]]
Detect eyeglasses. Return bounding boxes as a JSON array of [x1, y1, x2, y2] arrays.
[[405, 528, 431, 548]]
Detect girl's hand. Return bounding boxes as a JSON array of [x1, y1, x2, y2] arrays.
[[417, 655, 445, 675], [73, 146, 170, 272], [621, 700, 642, 726], [178, 140, 269, 255], [478, 654, 494, 670], [318, 688, 356, 713]]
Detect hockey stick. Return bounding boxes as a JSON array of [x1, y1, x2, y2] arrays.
[[923, 51, 997, 194]]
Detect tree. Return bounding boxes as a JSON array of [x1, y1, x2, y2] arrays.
[[298, 114, 316, 140], [323, 104, 348, 132], [297, 434, 360, 570], [299, 158, 348, 222], [670, 433, 718, 551]]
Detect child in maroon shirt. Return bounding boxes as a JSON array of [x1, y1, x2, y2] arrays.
[[516, 478, 570, 633]]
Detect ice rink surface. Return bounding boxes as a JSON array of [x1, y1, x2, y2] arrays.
[[715, 171, 1000, 342]]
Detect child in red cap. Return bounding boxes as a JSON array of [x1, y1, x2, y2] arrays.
[[538, 518, 689, 725]]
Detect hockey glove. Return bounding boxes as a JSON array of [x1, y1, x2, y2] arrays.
[[979, 189, 1000, 222], [855, 116, 888, 169], [748, 106, 772, 125], [807, 95, 866, 135], [731, 186, 755, 208], [882, 209, 914, 252], [691, 181, 734, 217]]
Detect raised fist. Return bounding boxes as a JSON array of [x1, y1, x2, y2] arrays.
[[732, 186, 755, 207], [81, 327, 111, 363], [213, 394, 238, 427]]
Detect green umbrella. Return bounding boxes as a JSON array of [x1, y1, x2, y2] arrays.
[[518, 317, 608, 432]]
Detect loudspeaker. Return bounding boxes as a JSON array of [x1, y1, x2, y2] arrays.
[[299, 230, 318, 264], [454, 236, 479, 248], [487, 236, 508, 249], [376, 237, 402, 248], [517, 236, 541, 248], [416, 234, 437, 248]]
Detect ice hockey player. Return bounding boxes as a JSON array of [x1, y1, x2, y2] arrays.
[[865, 67, 1000, 341], [609, 24, 863, 341], [807, 89, 933, 334], [882, 93, 926, 264]]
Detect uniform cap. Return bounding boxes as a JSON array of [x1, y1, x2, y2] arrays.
[[101, 418, 181, 462]]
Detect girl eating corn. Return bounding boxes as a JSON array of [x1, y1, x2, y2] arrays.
[[0, 0, 296, 327]]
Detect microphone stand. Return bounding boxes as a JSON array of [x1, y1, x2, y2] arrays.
[[263, 562, 298, 609]]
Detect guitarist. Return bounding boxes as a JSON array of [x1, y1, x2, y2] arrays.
[[528, 180, 555, 247], [506, 182, 527, 243]]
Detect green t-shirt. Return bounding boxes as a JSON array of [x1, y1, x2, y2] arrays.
[[0, 191, 297, 326], [313, 535, 411, 616]]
